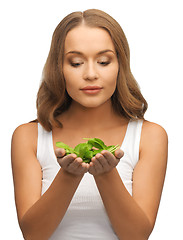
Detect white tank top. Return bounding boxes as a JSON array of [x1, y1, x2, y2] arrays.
[[37, 119, 143, 240]]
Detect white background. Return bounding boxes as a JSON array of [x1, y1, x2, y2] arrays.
[[1, 0, 182, 239]]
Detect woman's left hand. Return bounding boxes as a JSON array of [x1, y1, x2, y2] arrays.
[[88, 149, 124, 176]]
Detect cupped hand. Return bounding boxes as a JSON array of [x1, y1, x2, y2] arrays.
[[55, 148, 90, 176], [88, 149, 124, 176]]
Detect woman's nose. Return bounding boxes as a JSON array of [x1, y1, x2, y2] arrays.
[[83, 61, 99, 80]]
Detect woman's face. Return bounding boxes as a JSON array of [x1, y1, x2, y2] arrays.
[[63, 25, 119, 109]]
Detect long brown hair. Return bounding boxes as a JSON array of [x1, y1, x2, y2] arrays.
[[36, 9, 148, 131]]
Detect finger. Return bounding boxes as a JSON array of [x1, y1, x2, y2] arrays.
[[81, 162, 90, 173], [55, 148, 65, 158], [71, 158, 89, 174], [71, 161, 89, 175], [100, 150, 118, 167], [67, 157, 82, 172], [81, 161, 90, 169], [58, 153, 77, 168], [114, 149, 124, 159], [88, 163, 96, 175], [91, 156, 103, 173], [95, 153, 109, 169]]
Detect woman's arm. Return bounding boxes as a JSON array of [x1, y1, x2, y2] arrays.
[[90, 121, 168, 240], [11, 123, 84, 240]]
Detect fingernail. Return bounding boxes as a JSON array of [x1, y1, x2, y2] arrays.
[[57, 150, 63, 157], [116, 151, 124, 158]]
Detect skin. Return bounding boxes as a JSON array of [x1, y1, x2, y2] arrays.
[[56, 148, 124, 176], [63, 25, 119, 113], [57, 24, 124, 175], [11, 24, 168, 239]]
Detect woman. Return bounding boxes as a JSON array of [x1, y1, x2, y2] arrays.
[[11, 9, 168, 239]]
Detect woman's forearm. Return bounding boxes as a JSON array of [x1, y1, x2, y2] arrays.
[[94, 168, 152, 240], [20, 169, 83, 240]]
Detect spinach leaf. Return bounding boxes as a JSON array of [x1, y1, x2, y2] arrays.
[[83, 138, 107, 150], [106, 145, 120, 154], [56, 138, 120, 163], [56, 142, 77, 155], [74, 142, 93, 158]]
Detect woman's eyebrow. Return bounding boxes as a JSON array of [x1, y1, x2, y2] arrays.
[[97, 49, 115, 55], [65, 49, 115, 56], [65, 51, 82, 56]]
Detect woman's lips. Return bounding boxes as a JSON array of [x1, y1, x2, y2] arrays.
[[81, 89, 102, 94], [81, 86, 103, 94]]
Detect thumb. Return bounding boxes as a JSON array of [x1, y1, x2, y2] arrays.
[[55, 148, 65, 158], [115, 149, 124, 159]]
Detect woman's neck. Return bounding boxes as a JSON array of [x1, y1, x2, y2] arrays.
[[57, 100, 126, 132]]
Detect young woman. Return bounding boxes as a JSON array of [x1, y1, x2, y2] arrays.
[[11, 9, 168, 240]]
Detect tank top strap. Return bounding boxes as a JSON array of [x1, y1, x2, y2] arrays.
[[122, 119, 143, 168], [37, 122, 56, 166]]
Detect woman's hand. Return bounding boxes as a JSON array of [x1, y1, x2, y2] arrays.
[[55, 148, 90, 176], [88, 149, 124, 176]]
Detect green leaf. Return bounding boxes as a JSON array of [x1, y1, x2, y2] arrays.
[[56, 142, 70, 149], [92, 149, 102, 155], [83, 138, 107, 150], [106, 145, 120, 154], [82, 158, 91, 163], [74, 143, 92, 158], [84, 150, 95, 159], [56, 142, 75, 153], [56, 139, 120, 162]]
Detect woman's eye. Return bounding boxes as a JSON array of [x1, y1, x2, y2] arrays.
[[98, 61, 110, 66], [70, 62, 82, 67]]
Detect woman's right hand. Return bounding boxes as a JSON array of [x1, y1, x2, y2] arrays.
[[55, 148, 90, 176]]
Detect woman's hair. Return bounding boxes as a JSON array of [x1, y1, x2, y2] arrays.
[[36, 9, 148, 131]]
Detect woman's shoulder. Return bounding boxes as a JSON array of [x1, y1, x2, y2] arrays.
[[12, 121, 38, 137], [142, 120, 168, 138], [140, 120, 168, 154], [12, 121, 38, 155]]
